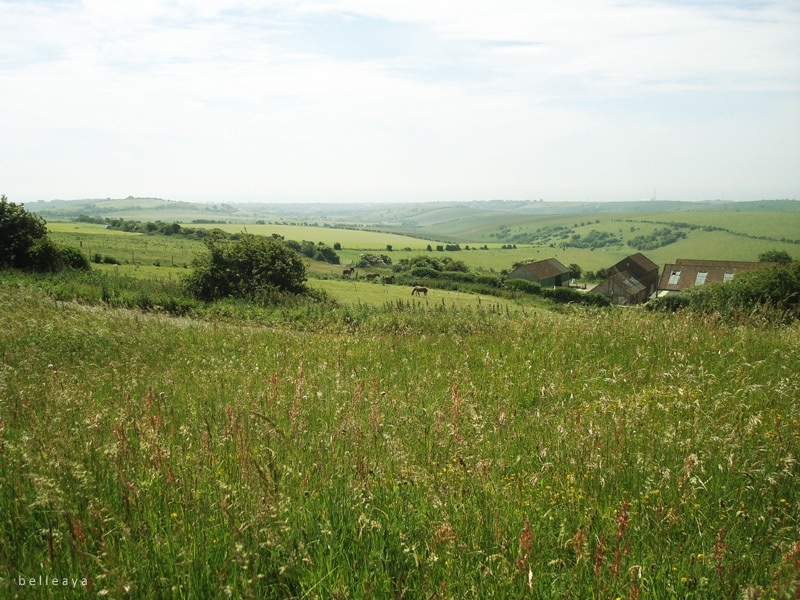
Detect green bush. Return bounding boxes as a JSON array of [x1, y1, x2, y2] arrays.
[[440, 271, 476, 283], [541, 286, 611, 306], [645, 295, 690, 312], [58, 245, 91, 270], [355, 253, 392, 268], [1, 196, 90, 272], [475, 274, 503, 288], [686, 263, 800, 319], [1, 195, 49, 270], [185, 234, 307, 302], [28, 238, 90, 272], [408, 266, 440, 279], [505, 278, 542, 294]]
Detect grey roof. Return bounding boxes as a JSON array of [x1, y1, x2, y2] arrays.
[[607, 271, 646, 296]]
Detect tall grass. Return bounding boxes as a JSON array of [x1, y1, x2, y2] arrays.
[[1, 281, 799, 597]]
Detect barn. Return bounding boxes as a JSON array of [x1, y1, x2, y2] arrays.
[[591, 272, 648, 305], [590, 252, 659, 305], [507, 258, 571, 287]]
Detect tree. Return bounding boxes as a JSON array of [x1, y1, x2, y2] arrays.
[[759, 250, 793, 265], [1, 194, 48, 269], [314, 244, 340, 265], [568, 263, 582, 280], [0, 195, 89, 271], [185, 234, 307, 301]]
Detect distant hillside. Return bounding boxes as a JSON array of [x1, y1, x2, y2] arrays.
[[26, 196, 799, 220], [25, 197, 248, 222], [24, 198, 800, 256]]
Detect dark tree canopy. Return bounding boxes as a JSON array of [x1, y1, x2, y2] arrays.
[[185, 233, 308, 301], [0, 195, 89, 271], [759, 250, 793, 265], [0, 194, 48, 269]]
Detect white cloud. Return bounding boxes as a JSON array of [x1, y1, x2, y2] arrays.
[[0, 0, 798, 202]]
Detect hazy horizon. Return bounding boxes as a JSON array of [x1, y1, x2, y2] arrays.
[[2, 1, 799, 205]]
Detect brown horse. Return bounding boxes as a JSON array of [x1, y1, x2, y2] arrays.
[[342, 267, 354, 277], [411, 286, 428, 296], [382, 276, 395, 284], [365, 273, 379, 281]]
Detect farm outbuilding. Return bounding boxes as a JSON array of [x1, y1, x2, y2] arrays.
[[590, 252, 659, 305], [656, 259, 775, 296], [591, 272, 648, 305], [508, 258, 571, 287]]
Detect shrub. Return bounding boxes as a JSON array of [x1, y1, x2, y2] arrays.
[[645, 295, 690, 312], [686, 263, 800, 319], [758, 250, 793, 265], [356, 253, 392, 268], [541, 286, 611, 306], [1, 195, 48, 270], [440, 271, 476, 283], [475, 274, 503, 288], [58, 245, 91, 270], [185, 234, 307, 301], [0, 196, 91, 272], [409, 266, 440, 279], [28, 239, 90, 272], [313, 244, 340, 265], [505, 279, 542, 294]]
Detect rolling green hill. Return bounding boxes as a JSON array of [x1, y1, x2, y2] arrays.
[[34, 197, 800, 279]]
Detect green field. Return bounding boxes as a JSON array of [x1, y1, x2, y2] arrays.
[[187, 223, 441, 251], [308, 277, 541, 312], [35, 198, 800, 287], [2, 279, 799, 598]]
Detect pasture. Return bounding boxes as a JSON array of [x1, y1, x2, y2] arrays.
[[1, 281, 798, 597], [186, 223, 440, 251], [309, 277, 538, 312], [46, 222, 200, 276], [42, 198, 800, 287]]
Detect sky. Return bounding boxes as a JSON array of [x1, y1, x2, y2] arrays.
[[1, 0, 799, 204]]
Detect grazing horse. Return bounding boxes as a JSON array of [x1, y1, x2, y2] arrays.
[[365, 273, 379, 281], [342, 267, 354, 277], [411, 286, 428, 296], [382, 276, 395, 284]]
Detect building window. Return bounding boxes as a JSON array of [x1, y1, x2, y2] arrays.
[[695, 271, 708, 285], [668, 270, 681, 285], [723, 273, 734, 282]]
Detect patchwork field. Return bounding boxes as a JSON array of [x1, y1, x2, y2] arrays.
[[41, 197, 800, 287]]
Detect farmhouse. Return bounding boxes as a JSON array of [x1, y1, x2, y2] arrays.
[[508, 258, 571, 287], [656, 259, 774, 296], [590, 253, 659, 305]]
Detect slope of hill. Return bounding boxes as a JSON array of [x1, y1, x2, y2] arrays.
[[28, 197, 800, 270]]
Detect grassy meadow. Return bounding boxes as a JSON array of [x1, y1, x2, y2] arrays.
[[45, 201, 800, 284], [2, 279, 799, 598]]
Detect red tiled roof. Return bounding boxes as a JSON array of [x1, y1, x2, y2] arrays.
[[658, 259, 774, 292]]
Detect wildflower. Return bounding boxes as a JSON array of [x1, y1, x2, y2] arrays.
[[713, 527, 727, 577]]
